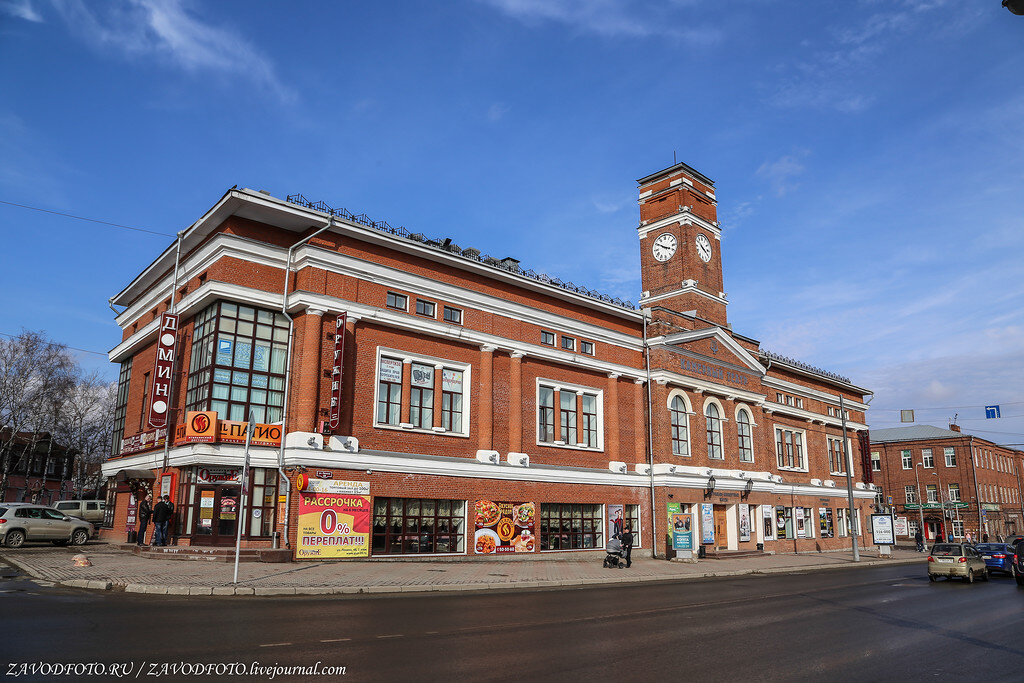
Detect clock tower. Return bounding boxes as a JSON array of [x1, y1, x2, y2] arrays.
[[637, 162, 728, 328]]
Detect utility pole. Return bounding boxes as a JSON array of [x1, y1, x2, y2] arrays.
[[840, 395, 860, 561], [914, 463, 927, 551]]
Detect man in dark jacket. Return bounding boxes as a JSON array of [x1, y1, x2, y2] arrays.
[[136, 494, 152, 546], [914, 529, 924, 552], [151, 496, 172, 546], [621, 525, 634, 568]]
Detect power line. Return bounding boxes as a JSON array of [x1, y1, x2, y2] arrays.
[[870, 401, 1024, 412], [0, 331, 109, 357], [0, 199, 174, 237]]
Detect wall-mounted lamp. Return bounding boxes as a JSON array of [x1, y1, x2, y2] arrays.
[[742, 477, 754, 500], [705, 474, 717, 498]]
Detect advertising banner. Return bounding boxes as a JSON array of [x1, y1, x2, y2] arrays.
[[296, 479, 371, 559], [147, 313, 179, 429], [739, 503, 751, 542], [871, 514, 896, 546], [126, 494, 137, 533], [120, 427, 167, 456], [668, 503, 692, 550], [474, 500, 535, 554], [608, 504, 624, 539], [776, 506, 788, 540], [763, 505, 774, 540], [197, 467, 242, 484], [174, 412, 282, 448], [894, 516, 909, 536], [701, 503, 714, 545], [796, 507, 807, 538], [199, 490, 214, 528], [818, 507, 834, 538]]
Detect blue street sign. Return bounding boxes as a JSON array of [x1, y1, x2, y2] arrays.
[[985, 405, 1001, 419]]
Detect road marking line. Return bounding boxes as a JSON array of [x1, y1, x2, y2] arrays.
[[376, 634, 402, 639], [259, 642, 292, 648], [320, 638, 351, 643]]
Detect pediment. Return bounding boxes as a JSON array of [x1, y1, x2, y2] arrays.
[[652, 327, 766, 377]]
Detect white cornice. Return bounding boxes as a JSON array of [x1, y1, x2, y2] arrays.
[[650, 327, 765, 375], [636, 207, 721, 241], [761, 375, 870, 411], [649, 369, 765, 405], [640, 283, 728, 306]]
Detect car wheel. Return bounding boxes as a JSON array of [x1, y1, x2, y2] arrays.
[[983, 569, 991, 582], [4, 529, 25, 548], [71, 529, 89, 546], [1016, 571, 1024, 586], [966, 569, 974, 584], [928, 574, 936, 582]]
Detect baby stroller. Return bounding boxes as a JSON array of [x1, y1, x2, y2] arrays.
[[603, 537, 625, 569]]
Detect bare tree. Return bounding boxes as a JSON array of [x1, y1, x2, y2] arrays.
[[57, 373, 116, 498], [0, 331, 77, 501]]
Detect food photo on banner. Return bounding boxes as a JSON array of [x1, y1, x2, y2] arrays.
[[474, 500, 535, 553], [667, 503, 692, 550], [295, 478, 371, 559]]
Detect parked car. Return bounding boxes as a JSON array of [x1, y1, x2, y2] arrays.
[[1011, 539, 1024, 586], [53, 499, 105, 524], [928, 542, 989, 583], [974, 543, 1017, 577], [0, 503, 93, 548]]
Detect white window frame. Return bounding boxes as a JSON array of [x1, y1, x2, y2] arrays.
[[734, 404, 755, 463], [580, 340, 595, 355], [901, 449, 912, 470], [703, 396, 727, 460], [414, 299, 436, 318], [948, 483, 960, 502], [535, 378, 604, 451], [905, 485, 917, 504], [921, 448, 934, 468], [827, 436, 851, 476], [774, 424, 808, 472], [373, 347, 472, 438], [386, 291, 408, 311], [443, 305, 463, 325], [944, 447, 956, 467], [926, 484, 938, 504], [667, 389, 693, 458], [871, 451, 881, 472], [560, 336, 576, 352]]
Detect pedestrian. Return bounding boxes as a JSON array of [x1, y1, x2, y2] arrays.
[[915, 528, 924, 552], [621, 525, 634, 568], [982, 533, 989, 543], [136, 494, 152, 546], [935, 532, 943, 544], [151, 496, 172, 546]]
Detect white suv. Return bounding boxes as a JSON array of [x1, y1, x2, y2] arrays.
[[0, 503, 94, 548]]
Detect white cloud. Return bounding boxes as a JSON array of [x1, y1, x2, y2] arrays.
[[487, 102, 511, 122], [2, 0, 42, 22], [477, 0, 720, 44], [756, 153, 806, 196], [51, 0, 292, 101]]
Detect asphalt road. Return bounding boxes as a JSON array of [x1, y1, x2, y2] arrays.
[[3, 563, 1023, 681]]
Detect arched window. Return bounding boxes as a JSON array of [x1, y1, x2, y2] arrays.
[[737, 409, 753, 462], [705, 403, 723, 459], [670, 396, 689, 456]]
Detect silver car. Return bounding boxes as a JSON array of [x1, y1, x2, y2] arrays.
[[928, 542, 989, 583], [0, 503, 94, 548]]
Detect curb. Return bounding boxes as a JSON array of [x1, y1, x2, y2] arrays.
[[16, 556, 925, 597]]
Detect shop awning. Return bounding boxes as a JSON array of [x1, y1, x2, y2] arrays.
[[113, 468, 157, 482]]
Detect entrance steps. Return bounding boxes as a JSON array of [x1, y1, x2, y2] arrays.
[[703, 549, 768, 560], [116, 544, 291, 563]]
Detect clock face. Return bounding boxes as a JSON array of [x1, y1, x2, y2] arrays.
[[652, 233, 677, 262], [695, 234, 712, 263]]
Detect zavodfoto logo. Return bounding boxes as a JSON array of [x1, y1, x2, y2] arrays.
[[191, 413, 211, 432]]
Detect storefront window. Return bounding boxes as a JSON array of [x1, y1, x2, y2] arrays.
[[185, 302, 288, 422], [539, 503, 603, 550], [625, 504, 640, 547], [110, 359, 131, 456], [175, 466, 276, 538], [372, 497, 466, 554]]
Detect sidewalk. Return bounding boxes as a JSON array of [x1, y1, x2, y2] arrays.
[[0, 544, 926, 597]]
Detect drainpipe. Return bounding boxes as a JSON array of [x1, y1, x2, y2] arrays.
[[277, 217, 335, 549], [642, 308, 656, 556]]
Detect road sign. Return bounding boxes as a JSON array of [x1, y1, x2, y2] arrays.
[[985, 405, 1001, 419]]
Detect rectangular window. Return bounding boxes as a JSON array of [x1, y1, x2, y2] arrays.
[[376, 357, 403, 426], [560, 390, 577, 444], [541, 331, 555, 346], [538, 387, 555, 442], [415, 299, 435, 317], [776, 393, 784, 403], [386, 292, 407, 310], [409, 363, 434, 429], [926, 484, 938, 503], [185, 302, 289, 423], [828, 437, 846, 474], [951, 520, 964, 539], [443, 306, 462, 324], [539, 503, 603, 550], [796, 398, 804, 409], [786, 396, 794, 406], [922, 449, 934, 468], [775, 427, 805, 470], [561, 336, 575, 351], [905, 485, 917, 504], [371, 497, 466, 555], [949, 484, 960, 502], [580, 340, 594, 355], [110, 358, 132, 457], [441, 369, 464, 433], [625, 504, 640, 547], [901, 450, 912, 470], [139, 371, 150, 431], [581, 394, 598, 448], [871, 451, 881, 472]]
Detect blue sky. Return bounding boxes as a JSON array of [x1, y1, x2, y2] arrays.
[[2, 0, 1022, 444]]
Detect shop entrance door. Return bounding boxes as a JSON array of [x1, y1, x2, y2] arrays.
[[192, 485, 242, 546], [713, 505, 728, 549], [926, 520, 943, 542]]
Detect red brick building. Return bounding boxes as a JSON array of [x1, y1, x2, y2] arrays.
[[100, 161, 877, 559], [0, 430, 75, 505], [871, 424, 1024, 542]]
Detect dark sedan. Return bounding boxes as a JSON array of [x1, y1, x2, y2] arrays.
[[975, 543, 1016, 577]]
